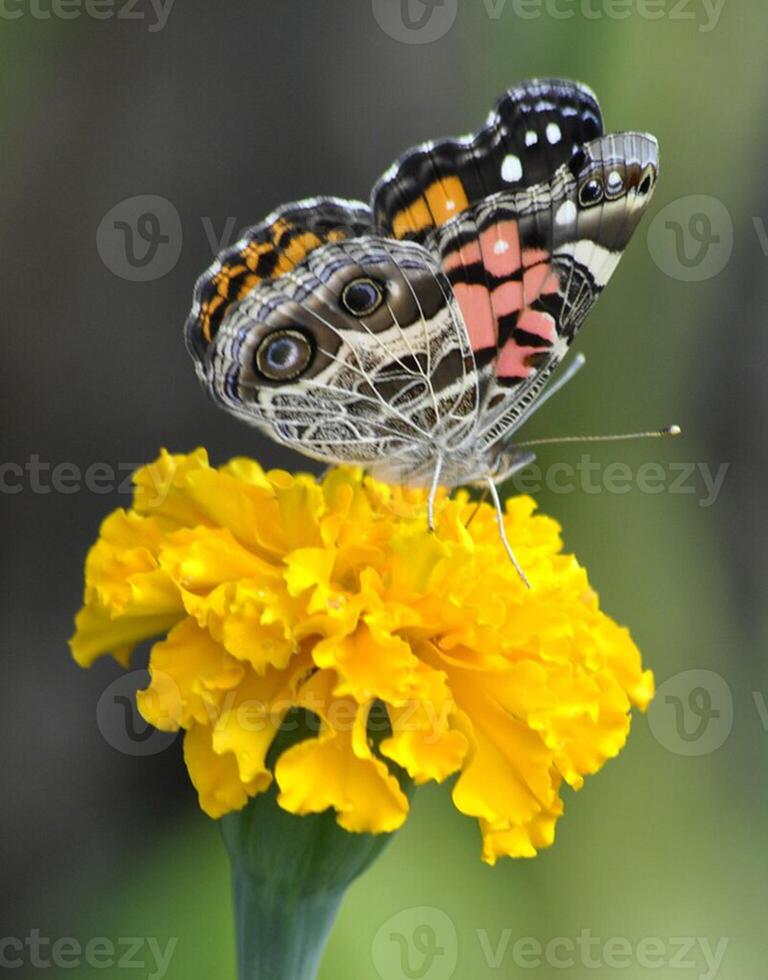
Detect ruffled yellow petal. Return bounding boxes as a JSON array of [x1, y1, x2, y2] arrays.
[[133, 448, 213, 528], [137, 618, 244, 729], [70, 604, 181, 668], [71, 450, 654, 862], [69, 509, 185, 666], [313, 624, 425, 704], [275, 672, 409, 833], [379, 652, 468, 784], [183, 722, 254, 818]]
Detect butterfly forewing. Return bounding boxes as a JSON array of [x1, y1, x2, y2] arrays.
[[372, 82, 657, 445]]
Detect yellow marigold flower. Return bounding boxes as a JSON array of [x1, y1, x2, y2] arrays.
[[70, 448, 654, 864]]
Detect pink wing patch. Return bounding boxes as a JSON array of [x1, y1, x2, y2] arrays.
[[450, 284, 497, 349], [442, 219, 559, 379]]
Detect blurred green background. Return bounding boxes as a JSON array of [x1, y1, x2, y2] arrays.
[[2, 1, 765, 977]]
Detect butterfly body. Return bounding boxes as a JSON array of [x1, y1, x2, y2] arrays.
[[186, 80, 658, 492]]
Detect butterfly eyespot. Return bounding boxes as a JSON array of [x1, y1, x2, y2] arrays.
[[638, 167, 656, 196], [605, 170, 625, 198], [254, 329, 313, 381], [341, 277, 385, 317], [579, 177, 604, 207]]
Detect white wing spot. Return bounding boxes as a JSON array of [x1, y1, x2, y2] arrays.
[[555, 200, 578, 226], [445, 199, 456, 211], [546, 123, 562, 144], [494, 239, 510, 255], [525, 129, 538, 146], [501, 154, 523, 182]]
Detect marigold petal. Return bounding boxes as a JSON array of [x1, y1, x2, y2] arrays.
[[275, 671, 408, 832], [211, 663, 299, 787], [69, 605, 181, 668], [313, 624, 424, 705], [275, 718, 409, 833], [137, 618, 244, 729], [159, 527, 277, 593], [380, 659, 468, 784], [479, 799, 563, 864], [132, 448, 212, 526], [183, 723, 252, 818]]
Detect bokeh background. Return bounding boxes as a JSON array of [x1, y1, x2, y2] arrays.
[[2, 1, 766, 977]]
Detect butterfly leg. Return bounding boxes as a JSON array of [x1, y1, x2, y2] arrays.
[[485, 477, 532, 589], [427, 455, 444, 532], [465, 485, 490, 529]]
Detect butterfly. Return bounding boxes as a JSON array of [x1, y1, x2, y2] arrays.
[[185, 78, 659, 582]]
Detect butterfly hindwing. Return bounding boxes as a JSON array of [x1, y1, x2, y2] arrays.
[[188, 213, 480, 478]]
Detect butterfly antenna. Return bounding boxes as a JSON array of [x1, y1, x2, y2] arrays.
[[486, 478, 531, 589], [514, 424, 681, 449]]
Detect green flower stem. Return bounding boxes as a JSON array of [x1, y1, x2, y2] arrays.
[[220, 709, 410, 979], [229, 864, 344, 980]]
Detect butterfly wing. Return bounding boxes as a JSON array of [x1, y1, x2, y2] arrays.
[[186, 198, 480, 481], [185, 80, 658, 488], [371, 77, 605, 243], [371, 79, 658, 450], [186, 197, 373, 360]]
